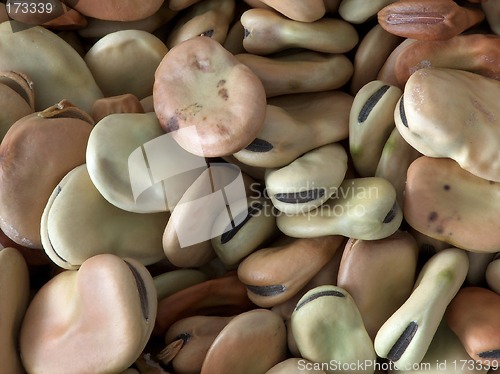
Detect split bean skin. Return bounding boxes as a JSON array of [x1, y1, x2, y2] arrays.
[[3, 1, 500, 374]]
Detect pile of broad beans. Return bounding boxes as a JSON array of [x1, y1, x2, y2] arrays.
[[0, 0, 499, 373]]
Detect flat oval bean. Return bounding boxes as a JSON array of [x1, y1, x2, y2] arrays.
[[337, 231, 419, 340], [277, 177, 402, 241], [237, 235, 343, 307], [241, 9, 358, 55], [405, 157, 500, 253], [486, 253, 500, 294], [395, 67, 500, 182], [374, 248, 469, 369], [292, 285, 376, 374], [0, 101, 93, 248], [265, 143, 348, 214], [154, 36, 266, 157], [233, 91, 352, 168], [85, 30, 168, 99], [201, 309, 287, 374], [236, 50, 353, 98], [20, 255, 157, 374], [0, 22, 103, 113], [40, 164, 168, 269]]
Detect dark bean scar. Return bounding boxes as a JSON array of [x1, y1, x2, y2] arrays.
[[387, 321, 418, 362], [200, 29, 214, 37], [176, 332, 191, 345], [245, 138, 274, 152], [400, 95, 408, 128], [358, 85, 390, 123], [275, 189, 325, 204], [243, 28, 250, 39], [124, 261, 149, 321], [443, 184, 450, 191], [295, 290, 345, 312], [220, 203, 263, 244], [383, 202, 398, 223], [478, 349, 500, 359], [246, 284, 286, 297]]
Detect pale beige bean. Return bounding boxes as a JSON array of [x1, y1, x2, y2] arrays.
[[277, 177, 402, 241], [233, 91, 352, 168], [375, 248, 469, 369], [395, 68, 500, 182], [20, 255, 157, 374], [166, 0, 235, 48], [375, 127, 421, 209], [486, 253, 500, 294], [85, 30, 168, 99], [242, 9, 358, 55], [201, 309, 287, 374], [339, 0, 397, 24], [349, 80, 402, 176], [0, 247, 30, 374], [350, 24, 403, 94], [388, 320, 489, 373], [265, 143, 348, 214], [86, 112, 204, 213], [40, 164, 168, 269], [162, 165, 255, 268], [405, 157, 500, 253], [292, 285, 376, 374], [211, 196, 279, 266], [236, 51, 353, 98], [272, 247, 344, 357], [0, 21, 103, 113], [237, 235, 343, 307], [337, 231, 419, 340]]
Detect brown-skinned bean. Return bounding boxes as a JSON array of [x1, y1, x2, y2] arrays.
[[446, 287, 500, 367], [393, 34, 500, 88], [161, 315, 234, 374], [337, 231, 419, 340], [238, 235, 343, 307], [201, 309, 287, 374], [378, 0, 485, 41]]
